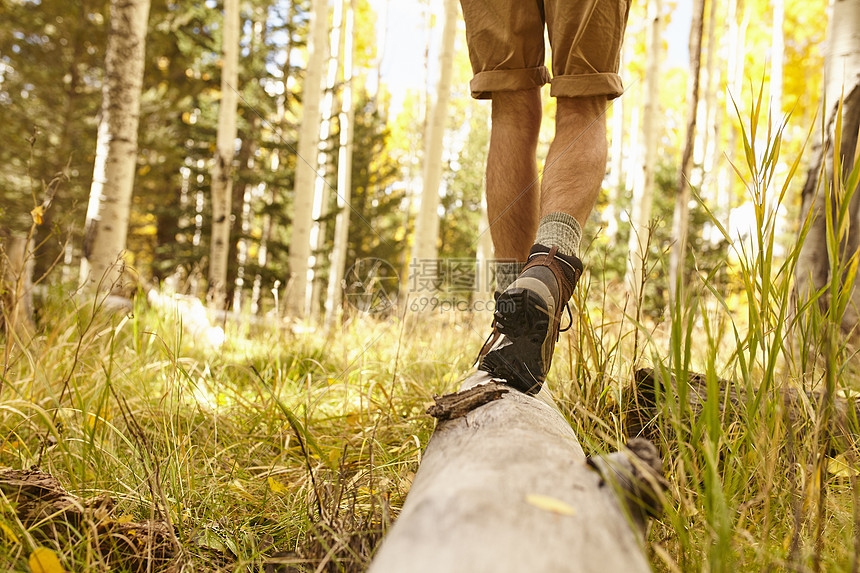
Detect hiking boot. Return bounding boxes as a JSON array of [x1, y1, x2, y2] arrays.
[[476, 244, 583, 395]]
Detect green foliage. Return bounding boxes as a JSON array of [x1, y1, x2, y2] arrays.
[[593, 159, 730, 320], [0, 0, 108, 277], [342, 93, 405, 278]]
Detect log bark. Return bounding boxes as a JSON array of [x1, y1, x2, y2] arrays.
[[369, 372, 652, 573]]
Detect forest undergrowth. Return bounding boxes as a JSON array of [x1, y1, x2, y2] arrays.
[[2, 96, 860, 572]]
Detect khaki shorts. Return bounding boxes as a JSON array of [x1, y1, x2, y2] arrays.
[[459, 0, 631, 100]]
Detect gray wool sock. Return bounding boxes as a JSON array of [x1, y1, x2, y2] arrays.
[[493, 260, 525, 292], [534, 212, 583, 258]]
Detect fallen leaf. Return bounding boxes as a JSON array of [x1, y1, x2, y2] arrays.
[[29, 547, 65, 573], [525, 494, 576, 516], [828, 454, 859, 478], [268, 476, 288, 493]]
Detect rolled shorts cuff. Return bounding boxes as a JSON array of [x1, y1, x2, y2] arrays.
[[550, 73, 625, 99], [469, 66, 551, 100]]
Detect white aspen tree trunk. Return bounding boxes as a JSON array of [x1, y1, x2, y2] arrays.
[[324, 0, 357, 331], [795, 0, 860, 330], [252, 4, 294, 316], [692, 0, 717, 189], [207, 0, 240, 309], [80, 0, 150, 293], [766, 0, 785, 231], [411, 0, 457, 267], [250, 186, 274, 315], [307, 0, 346, 321], [700, 0, 723, 245], [770, 0, 785, 123], [286, 0, 328, 319], [717, 0, 748, 230], [604, 41, 629, 246], [475, 190, 495, 316], [624, 76, 640, 197], [667, 0, 706, 307], [822, 0, 860, 109], [371, 0, 389, 106], [232, 183, 253, 313], [625, 0, 663, 304]]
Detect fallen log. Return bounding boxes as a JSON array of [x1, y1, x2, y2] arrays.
[[369, 371, 653, 573], [629, 368, 860, 449]]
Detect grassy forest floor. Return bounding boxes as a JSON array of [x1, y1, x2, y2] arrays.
[[2, 259, 860, 572]]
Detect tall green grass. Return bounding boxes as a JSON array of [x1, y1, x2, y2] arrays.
[[0, 291, 482, 571], [549, 88, 860, 571]]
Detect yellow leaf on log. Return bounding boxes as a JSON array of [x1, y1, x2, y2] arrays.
[[525, 494, 576, 516]]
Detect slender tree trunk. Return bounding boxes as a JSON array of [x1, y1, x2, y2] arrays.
[[308, 0, 346, 321], [693, 0, 718, 189], [250, 186, 275, 315], [770, 0, 785, 122], [231, 119, 260, 313], [625, 0, 663, 303], [372, 0, 389, 107], [1, 232, 36, 341], [251, 1, 294, 315], [794, 0, 860, 332], [80, 0, 150, 293], [411, 0, 457, 267], [604, 41, 629, 247], [324, 0, 357, 330], [700, 0, 723, 245], [207, 0, 240, 309], [286, 0, 328, 319], [667, 0, 706, 306], [717, 0, 749, 229], [475, 189, 495, 315]]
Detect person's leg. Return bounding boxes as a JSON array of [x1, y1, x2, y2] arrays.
[[486, 88, 543, 263], [541, 96, 607, 227], [529, 95, 608, 259], [477, 0, 629, 395]]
